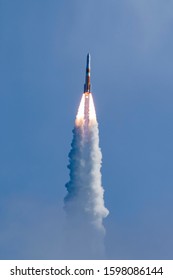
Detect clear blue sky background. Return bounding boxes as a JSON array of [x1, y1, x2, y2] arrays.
[[0, 0, 173, 259]]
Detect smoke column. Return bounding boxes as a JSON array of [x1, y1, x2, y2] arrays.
[[64, 82, 109, 259]]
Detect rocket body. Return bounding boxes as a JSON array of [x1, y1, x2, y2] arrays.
[[84, 53, 91, 93], [76, 54, 96, 127]]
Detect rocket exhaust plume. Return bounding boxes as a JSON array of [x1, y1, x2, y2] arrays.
[[64, 54, 109, 259]]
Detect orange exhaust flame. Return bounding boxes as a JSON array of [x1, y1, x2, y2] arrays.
[[75, 94, 97, 127]]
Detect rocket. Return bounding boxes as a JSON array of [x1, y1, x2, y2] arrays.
[[84, 53, 91, 93]]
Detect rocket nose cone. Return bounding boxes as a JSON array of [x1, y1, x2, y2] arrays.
[[86, 53, 91, 68], [87, 53, 91, 60]]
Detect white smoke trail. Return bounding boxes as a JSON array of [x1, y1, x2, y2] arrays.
[[64, 94, 109, 259]]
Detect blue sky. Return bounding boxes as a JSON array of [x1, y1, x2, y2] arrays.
[[0, 0, 173, 259]]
